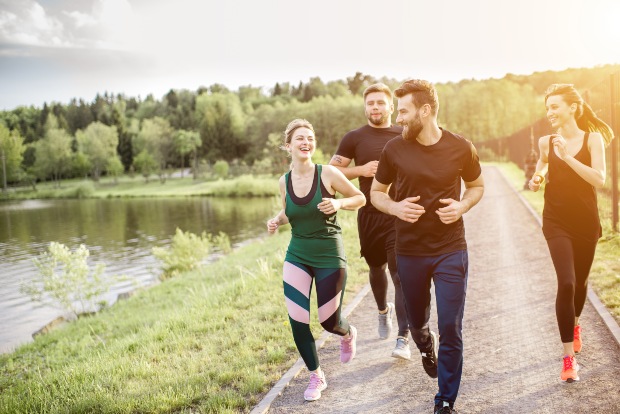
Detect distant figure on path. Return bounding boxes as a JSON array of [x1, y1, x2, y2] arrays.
[[371, 79, 484, 414], [330, 83, 412, 359], [528, 83, 614, 383], [267, 119, 366, 401]]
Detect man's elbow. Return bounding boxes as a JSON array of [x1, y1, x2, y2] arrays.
[[370, 191, 382, 210]]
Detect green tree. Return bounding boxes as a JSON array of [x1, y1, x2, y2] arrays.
[[195, 93, 247, 162], [111, 100, 133, 171], [76, 121, 119, 181], [132, 149, 158, 183], [174, 129, 201, 178], [72, 152, 92, 179], [347, 72, 372, 95], [0, 124, 25, 191], [33, 115, 72, 186], [106, 156, 124, 184], [134, 117, 175, 183]]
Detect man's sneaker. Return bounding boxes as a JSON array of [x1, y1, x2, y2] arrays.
[[420, 331, 438, 378], [378, 302, 394, 339], [303, 371, 327, 401], [391, 336, 411, 360], [434, 401, 457, 413], [560, 354, 580, 383], [340, 325, 357, 363], [574, 325, 582, 354]]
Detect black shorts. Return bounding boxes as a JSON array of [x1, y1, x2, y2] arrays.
[[357, 208, 396, 267]]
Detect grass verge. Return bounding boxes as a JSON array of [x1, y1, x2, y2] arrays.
[[0, 211, 367, 413], [491, 161, 620, 323]]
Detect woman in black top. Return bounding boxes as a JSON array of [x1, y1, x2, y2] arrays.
[[529, 84, 614, 383]]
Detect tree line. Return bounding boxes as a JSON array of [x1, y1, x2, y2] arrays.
[[1, 64, 618, 190]]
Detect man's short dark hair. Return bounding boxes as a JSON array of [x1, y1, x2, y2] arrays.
[[363, 83, 393, 101], [394, 79, 439, 115]]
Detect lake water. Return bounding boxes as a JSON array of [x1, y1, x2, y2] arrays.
[[0, 196, 277, 353]]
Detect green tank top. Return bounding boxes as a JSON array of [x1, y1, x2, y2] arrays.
[[284, 164, 346, 268]]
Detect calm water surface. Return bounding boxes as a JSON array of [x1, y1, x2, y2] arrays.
[[0, 197, 276, 353]]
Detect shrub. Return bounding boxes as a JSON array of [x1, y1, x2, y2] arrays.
[[152, 228, 231, 279], [213, 160, 229, 179], [72, 181, 96, 198], [21, 242, 114, 316]]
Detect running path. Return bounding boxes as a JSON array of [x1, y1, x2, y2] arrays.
[[258, 166, 620, 414]]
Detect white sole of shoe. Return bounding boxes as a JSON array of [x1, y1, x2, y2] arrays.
[[391, 351, 411, 360]]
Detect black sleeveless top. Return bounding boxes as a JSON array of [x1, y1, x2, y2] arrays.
[[542, 133, 602, 241]]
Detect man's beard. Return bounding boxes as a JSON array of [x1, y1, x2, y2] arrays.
[[402, 113, 423, 141], [367, 112, 389, 126]]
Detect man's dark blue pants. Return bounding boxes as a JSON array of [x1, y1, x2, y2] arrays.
[[397, 250, 468, 406]]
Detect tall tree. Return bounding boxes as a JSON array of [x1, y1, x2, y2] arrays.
[[76, 121, 119, 181], [347, 72, 371, 95], [0, 124, 25, 191], [33, 115, 72, 186], [195, 93, 247, 162], [174, 129, 201, 178], [111, 100, 133, 171], [134, 117, 175, 182]]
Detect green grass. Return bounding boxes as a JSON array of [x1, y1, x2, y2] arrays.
[[0, 212, 368, 413], [491, 161, 620, 323], [0, 173, 280, 200]]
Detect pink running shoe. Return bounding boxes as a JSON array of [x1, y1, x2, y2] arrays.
[[340, 325, 357, 363], [304, 371, 327, 401], [560, 355, 580, 383]]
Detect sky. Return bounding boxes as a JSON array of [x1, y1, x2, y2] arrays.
[[1, 0, 620, 110]]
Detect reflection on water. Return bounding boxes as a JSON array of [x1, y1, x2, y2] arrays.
[[0, 196, 277, 353]]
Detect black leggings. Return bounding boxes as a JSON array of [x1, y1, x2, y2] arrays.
[[368, 248, 410, 338], [546, 236, 597, 343]]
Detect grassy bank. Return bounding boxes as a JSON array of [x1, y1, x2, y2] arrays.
[[0, 212, 368, 413], [0, 173, 280, 200], [491, 162, 620, 323]]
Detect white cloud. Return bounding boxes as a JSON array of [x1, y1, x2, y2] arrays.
[[0, 0, 138, 52], [63, 10, 97, 28], [0, 1, 71, 48]]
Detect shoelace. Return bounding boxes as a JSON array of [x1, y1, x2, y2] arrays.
[[563, 356, 574, 371], [308, 373, 324, 390], [340, 335, 353, 352]]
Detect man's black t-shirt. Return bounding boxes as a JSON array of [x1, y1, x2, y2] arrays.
[[335, 124, 402, 213], [374, 128, 481, 256]]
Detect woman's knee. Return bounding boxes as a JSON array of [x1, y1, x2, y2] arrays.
[[557, 279, 576, 297]]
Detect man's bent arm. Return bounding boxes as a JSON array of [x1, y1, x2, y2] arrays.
[[370, 178, 395, 215], [460, 174, 484, 214]]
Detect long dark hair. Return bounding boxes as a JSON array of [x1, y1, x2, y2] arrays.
[[545, 84, 614, 146]]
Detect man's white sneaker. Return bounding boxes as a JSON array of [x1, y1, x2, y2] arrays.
[[391, 337, 411, 360], [378, 302, 394, 339]]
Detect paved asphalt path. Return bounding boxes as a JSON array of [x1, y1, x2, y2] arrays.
[[256, 165, 620, 414]]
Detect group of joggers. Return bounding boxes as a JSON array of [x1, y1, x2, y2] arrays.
[[266, 79, 614, 414]]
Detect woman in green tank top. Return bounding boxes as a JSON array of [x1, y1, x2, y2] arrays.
[[267, 119, 365, 401]]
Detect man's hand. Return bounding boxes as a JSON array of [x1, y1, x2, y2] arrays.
[[391, 196, 425, 223], [359, 160, 379, 177], [436, 198, 465, 224]]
